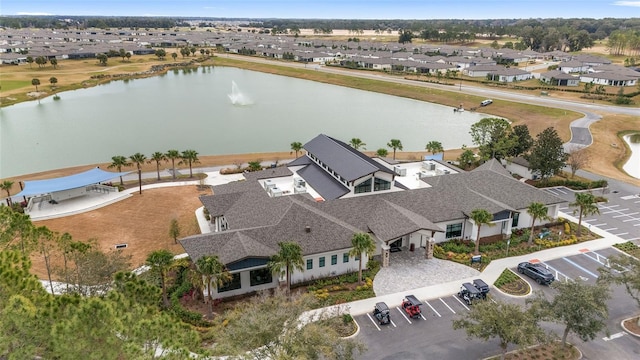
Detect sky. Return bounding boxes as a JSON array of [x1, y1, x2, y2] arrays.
[[1, 0, 639, 19]]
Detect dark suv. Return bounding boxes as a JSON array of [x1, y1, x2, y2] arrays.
[[517, 262, 555, 285]]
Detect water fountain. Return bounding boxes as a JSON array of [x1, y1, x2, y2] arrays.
[[228, 81, 252, 105]]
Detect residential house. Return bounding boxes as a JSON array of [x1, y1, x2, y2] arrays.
[[540, 70, 580, 87]]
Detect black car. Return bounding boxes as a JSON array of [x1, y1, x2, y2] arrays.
[[517, 262, 555, 285]]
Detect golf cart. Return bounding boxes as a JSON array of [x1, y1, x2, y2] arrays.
[[473, 278, 490, 299], [458, 282, 482, 305], [373, 302, 391, 325], [401, 295, 423, 319]]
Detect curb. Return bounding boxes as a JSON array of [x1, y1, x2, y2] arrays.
[[342, 317, 361, 340], [620, 316, 640, 338]]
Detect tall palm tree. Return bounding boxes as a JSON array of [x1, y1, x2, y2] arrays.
[[107, 155, 131, 186], [165, 150, 181, 180], [349, 138, 367, 150], [179, 149, 200, 178], [387, 139, 403, 160], [129, 152, 147, 195], [425, 141, 444, 155], [195, 255, 232, 320], [145, 249, 175, 309], [470, 209, 494, 255], [569, 192, 600, 237], [349, 233, 376, 284], [1, 180, 14, 206], [290, 142, 303, 158], [526, 202, 551, 246], [148, 152, 167, 181], [268, 241, 304, 295]]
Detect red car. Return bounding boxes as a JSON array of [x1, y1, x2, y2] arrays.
[[401, 295, 423, 319]]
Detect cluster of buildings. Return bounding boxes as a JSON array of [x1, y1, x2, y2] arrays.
[[179, 134, 565, 299], [1, 27, 638, 87]]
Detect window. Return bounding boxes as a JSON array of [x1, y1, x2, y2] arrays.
[[319, 257, 325, 267], [250, 268, 273, 287], [446, 223, 463, 239], [511, 212, 520, 227], [343, 253, 349, 263], [218, 273, 241, 293], [354, 179, 372, 194], [374, 177, 391, 191], [331, 254, 337, 265], [306, 259, 313, 270]]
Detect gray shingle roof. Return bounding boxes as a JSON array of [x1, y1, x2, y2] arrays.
[[304, 134, 392, 182], [297, 161, 349, 200]]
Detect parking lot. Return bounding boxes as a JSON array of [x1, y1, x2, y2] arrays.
[[355, 246, 639, 359], [543, 186, 640, 243]]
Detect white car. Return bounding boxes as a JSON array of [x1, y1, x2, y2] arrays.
[[480, 99, 493, 106]]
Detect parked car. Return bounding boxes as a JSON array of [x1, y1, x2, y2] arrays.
[[401, 295, 423, 319], [517, 262, 555, 285], [480, 99, 493, 106], [458, 282, 482, 305], [373, 302, 391, 325]]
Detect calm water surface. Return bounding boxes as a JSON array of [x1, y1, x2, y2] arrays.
[[0, 67, 488, 178], [623, 133, 640, 179]]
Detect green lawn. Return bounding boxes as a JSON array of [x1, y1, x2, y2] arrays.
[[0, 79, 31, 92]]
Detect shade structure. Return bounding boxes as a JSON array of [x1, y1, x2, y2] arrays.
[[14, 168, 131, 197]]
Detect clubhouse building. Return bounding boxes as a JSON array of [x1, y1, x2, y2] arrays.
[[179, 134, 564, 299]]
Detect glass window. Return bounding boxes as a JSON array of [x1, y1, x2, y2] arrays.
[[306, 259, 313, 270], [354, 179, 372, 194], [331, 254, 337, 265], [250, 268, 273, 287], [511, 212, 520, 227], [319, 257, 325, 267], [374, 177, 391, 191], [343, 253, 349, 263], [446, 223, 463, 239], [218, 273, 241, 293]]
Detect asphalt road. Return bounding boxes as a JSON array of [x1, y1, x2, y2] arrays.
[[354, 247, 640, 359]]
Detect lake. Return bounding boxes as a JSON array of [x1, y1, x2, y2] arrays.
[[0, 66, 488, 178], [623, 133, 640, 179]]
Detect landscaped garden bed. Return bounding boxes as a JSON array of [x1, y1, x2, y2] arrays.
[[487, 343, 581, 360], [613, 241, 640, 258], [494, 268, 530, 296], [305, 260, 381, 307], [434, 219, 600, 267]]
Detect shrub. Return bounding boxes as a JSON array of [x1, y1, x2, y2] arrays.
[[494, 268, 520, 288]]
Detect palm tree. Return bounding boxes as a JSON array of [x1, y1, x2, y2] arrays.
[[387, 139, 403, 160], [569, 192, 600, 237], [49, 77, 58, 89], [349, 233, 376, 284], [130, 152, 147, 195], [349, 138, 366, 150], [31, 78, 40, 91], [148, 152, 167, 181], [179, 149, 200, 178], [1, 180, 14, 206], [195, 255, 232, 320], [425, 141, 444, 155], [268, 241, 304, 295], [290, 142, 303, 158], [107, 155, 132, 186], [526, 202, 551, 246], [470, 209, 494, 255], [165, 150, 181, 180], [145, 249, 175, 309]]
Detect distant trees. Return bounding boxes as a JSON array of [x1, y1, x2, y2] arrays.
[[31, 78, 40, 91], [49, 58, 58, 69], [376, 148, 388, 157], [108, 155, 131, 186], [290, 141, 303, 158], [165, 150, 181, 180], [425, 140, 444, 155], [154, 49, 166, 60], [96, 53, 108, 65], [398, 30, 413, 44], [387, 139, 403, 160], [35, 56, 48, 68], [469, 117, 514, 161], [26, 56, 33, 68], [171, 52, 178, 61], [48, 77, 57, 89], [179, 149, 200, 178], [527, 127, 568, 181], [149, 151, 167, 180], [349, 138, 366, 150]]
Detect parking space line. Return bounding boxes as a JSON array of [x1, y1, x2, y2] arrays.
[[563, 257, 599, 278], [540, 262, 572, 282], [603, 332, 625, 341], [452, 295, 470, 311], [613, 232, 629, 237], [622, 218, 640, 222], [396, 307, 412, 324], [439, 298, 456, 314], [390, 318, 397, 327], [366, 313, 381, 331], [635, 223, 640, 227], [490, 298, 497, 304], [602, 209, 629, 214], [425, 301, 441, 317], [582, 252, 609, 267], [419, 312, 427, 321], [603, 227, 618, 231], [591, 223, 608, 227], [613, 212, 639, 218]]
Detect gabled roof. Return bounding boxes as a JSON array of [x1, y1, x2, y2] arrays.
[[473, 159, 511, 177], [297, 161, 349, 200], [303, 134, 393, 182]]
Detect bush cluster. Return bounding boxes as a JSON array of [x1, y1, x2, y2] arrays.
[[534, 236, 578, 248], [532, 179, 608, 190], [494, 269, 520, 288]]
